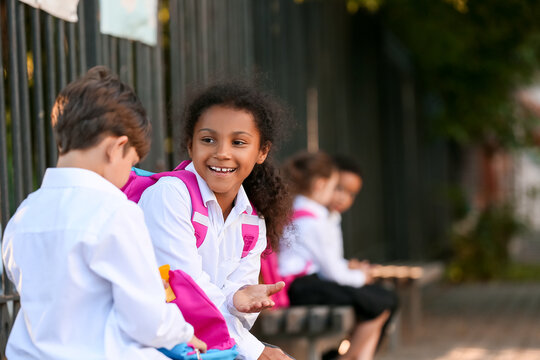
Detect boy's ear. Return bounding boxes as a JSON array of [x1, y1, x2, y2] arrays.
[[256, 141, 271, 164], [106, 135, 129, 161]]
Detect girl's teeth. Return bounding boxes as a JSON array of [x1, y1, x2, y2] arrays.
[[211, 166, 234, 173]]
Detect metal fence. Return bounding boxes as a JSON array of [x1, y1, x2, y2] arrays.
[[0, 0, 451, 354]]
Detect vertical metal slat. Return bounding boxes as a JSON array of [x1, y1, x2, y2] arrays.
[[77, 3, 87, 75], [198, 0, 209, 83], [169, 0, 182, 165], [152, 15, 167, 171], [45, 14, 58, 164], [31, 8, 47, 178], [6, 0, 25, 206], [57, 19, 68, 90], [16, 2, 34, 194], [0, 10, 10, 230], [110, 37, 119, 74], [118, 40, 134, 87], [135, 43, 155, 170], [101, 35, 111, 69], [67, 22, 78, 82]]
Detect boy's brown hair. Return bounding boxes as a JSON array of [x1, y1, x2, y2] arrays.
[[51, 66, 151, 158]]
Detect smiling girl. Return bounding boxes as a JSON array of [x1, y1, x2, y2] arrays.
[[138, 83, 292, 360]]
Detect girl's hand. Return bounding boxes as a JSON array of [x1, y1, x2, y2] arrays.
[[233, 281, 285, 313], [189, 335, 207, 353], [258, 345, 292, 360]]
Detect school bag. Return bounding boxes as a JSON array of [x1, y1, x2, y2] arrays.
[[157, 265, 238, 360], [121, 161, 260, 359], [260, 209, 316, 308]]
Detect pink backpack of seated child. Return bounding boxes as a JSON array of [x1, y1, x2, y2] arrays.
[[121, 160, 260, 354], [260, 209, 316, 308]]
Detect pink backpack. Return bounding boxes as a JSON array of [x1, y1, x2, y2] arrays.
[[121, 160, 260, 257], [121, 161, 260, 353], [260, 209, 316, 308]]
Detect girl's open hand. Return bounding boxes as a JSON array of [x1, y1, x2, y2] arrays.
[[233, 281, 285, 313], [189, 335, 207, 353]]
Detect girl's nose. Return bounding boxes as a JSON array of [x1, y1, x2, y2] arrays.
[[214, 142, 232, 159]]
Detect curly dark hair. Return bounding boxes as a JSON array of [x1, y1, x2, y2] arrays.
[[180, 82, 293, 251]]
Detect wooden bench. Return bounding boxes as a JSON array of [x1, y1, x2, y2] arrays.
[[252, 262, 444, 359]]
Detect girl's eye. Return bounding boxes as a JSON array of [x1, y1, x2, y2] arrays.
[[233, 140, 247, 146], [201, 137, 214, 144]]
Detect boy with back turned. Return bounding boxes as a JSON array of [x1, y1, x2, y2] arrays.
[[1, 66, 205, 359]]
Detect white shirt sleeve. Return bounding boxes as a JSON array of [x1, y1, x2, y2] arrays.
[[87, 202, 194, 349], [139, 179, 265, 360], [296, 218, 366, 288]]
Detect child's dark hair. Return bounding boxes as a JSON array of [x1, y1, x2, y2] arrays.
[[333, 154, 363, 179], [51, 66, 151, 159], [181, 82, 292, 251], [282, 150, 337, 196]]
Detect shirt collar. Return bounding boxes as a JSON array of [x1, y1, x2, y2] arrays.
[[185, 162, 253, 214], [41, 167, 127, 199], [328, 210, 342, 224], [294, 194, 330, 218]]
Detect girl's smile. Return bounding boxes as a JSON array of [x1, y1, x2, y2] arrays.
[[208, 165, 236, 174], [188, 105, 269, 216]]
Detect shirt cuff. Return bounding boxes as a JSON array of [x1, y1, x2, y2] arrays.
[[226, 289, 242, 317], [223, 312, 264, 360], [234, 330, 265, 360]]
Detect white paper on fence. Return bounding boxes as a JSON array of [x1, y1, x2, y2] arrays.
[[18, 0, 79, 22], [99, 0, 157, 47]]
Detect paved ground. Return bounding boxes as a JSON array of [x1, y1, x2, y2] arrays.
[[376, 282, 540, 360]]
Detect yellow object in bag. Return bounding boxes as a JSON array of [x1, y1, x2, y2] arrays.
[[159, 264, 177, 303]]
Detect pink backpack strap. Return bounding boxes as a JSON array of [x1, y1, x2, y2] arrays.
[[241, 205, 259, 258], [292, 209, 317, 220], [157, 169, 209, 248]]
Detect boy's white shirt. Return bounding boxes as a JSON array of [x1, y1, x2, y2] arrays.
[[1, 168, 194, 360], [278, 195, 366, 287], [138, 162, 267, 360]]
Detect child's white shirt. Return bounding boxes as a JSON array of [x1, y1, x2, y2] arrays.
[[278, 195, 366, 287], [139, 162, 267, 360], [1, 168, 193, 360]]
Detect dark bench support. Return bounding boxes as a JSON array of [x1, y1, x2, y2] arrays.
[[253, 305, 355, 360], [374, 261, 444, 341]]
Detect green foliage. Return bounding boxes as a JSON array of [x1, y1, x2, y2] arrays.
[[501, 262, 540, 281], [447, 204, 524, 282], [377, 0, 540, 146]]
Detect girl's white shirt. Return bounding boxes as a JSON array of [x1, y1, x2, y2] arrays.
[[278, 195, 366, 287], [138, 162, 266, 360], [2, 168, 193, 360]]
